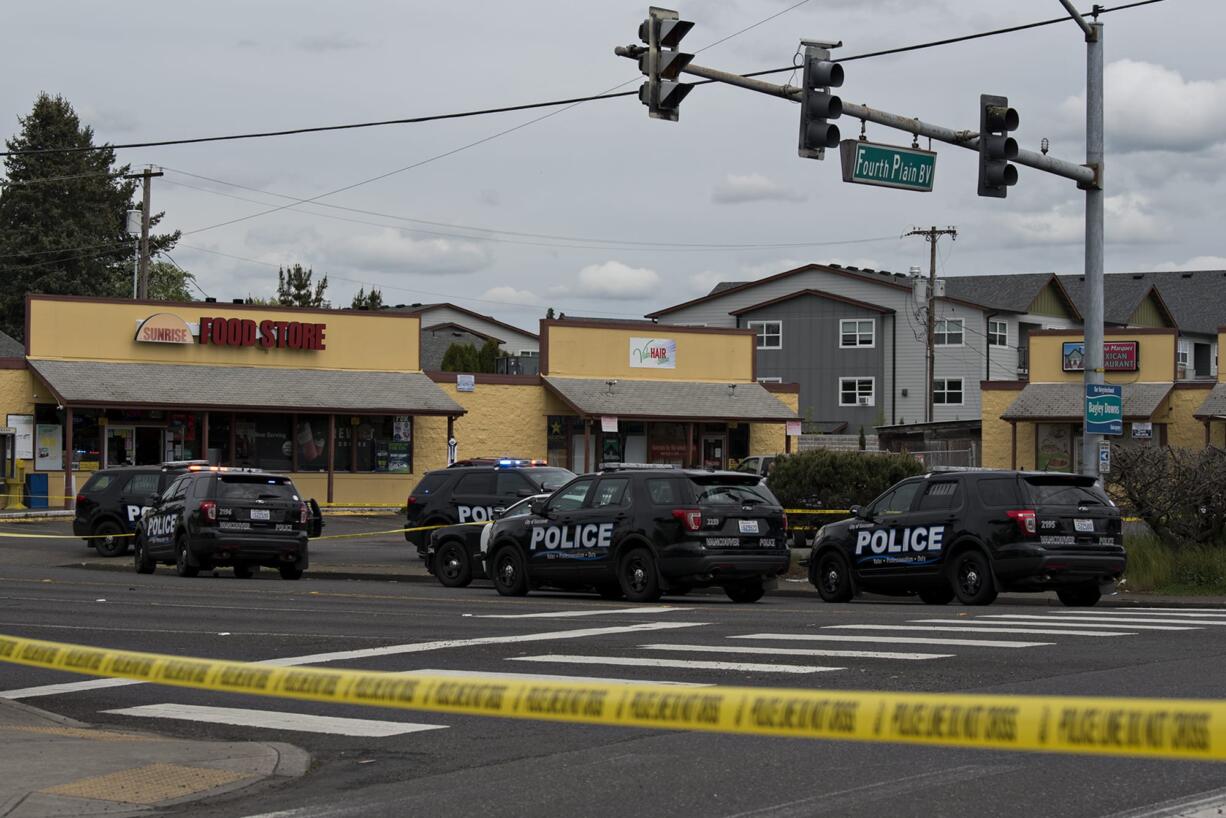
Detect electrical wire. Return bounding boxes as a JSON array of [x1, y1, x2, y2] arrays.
[[0, 0, 1164, 159], [0, 171, 121, 186]]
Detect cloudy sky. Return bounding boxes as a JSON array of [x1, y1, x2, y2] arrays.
[[5, 0, 1223, 331]]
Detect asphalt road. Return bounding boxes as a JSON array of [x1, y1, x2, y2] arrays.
[[1, 515, 1225, 817]]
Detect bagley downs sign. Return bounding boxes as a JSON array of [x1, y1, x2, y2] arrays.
[[135, 313, 327, 351], [629, 337, 676, 369]]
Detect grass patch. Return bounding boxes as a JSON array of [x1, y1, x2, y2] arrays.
[[1123, 534, 1226, 595]]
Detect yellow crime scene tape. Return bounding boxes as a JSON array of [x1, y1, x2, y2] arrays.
[[0, 632, 1222, 762]]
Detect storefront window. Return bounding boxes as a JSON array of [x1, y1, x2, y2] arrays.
[[72, 411, 101, 471], [547, 416, 569, 467], [649, 422, 689, 466], [207, 413, 232, 465], [295, 415, 330, 472], [355, 416, 412, 473], [234, 414, 292, 471]]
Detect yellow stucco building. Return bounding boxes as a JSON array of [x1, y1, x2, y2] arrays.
[[0, 297, 797, 508]]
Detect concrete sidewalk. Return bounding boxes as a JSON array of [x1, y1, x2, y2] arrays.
[[0, 698, 308, 817]]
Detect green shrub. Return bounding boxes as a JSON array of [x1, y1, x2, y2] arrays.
[[768, 449, 924, 509], [1122, 534, 1226, 595]]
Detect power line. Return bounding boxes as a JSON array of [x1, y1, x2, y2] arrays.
[[0, 1, 1163, 160], [0, 171, 120, 186]]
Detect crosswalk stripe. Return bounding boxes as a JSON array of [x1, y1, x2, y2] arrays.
[[821, 624, 1132, 637], [638, 643, 953, 660], [981, 614, 1226, 627], [510, 654, 843, 674], [733, 633, 1052, 648], [469, 607, 693, 619], [104, 704, 447, 737], [401, 668, 711, 687], [912, 618, 1199, 631], [1079, 607, 1226, 615]]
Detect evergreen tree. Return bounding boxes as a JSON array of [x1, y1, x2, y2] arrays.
[[441, 342, 483, 373], [477, 338, 500, 373], [146, 260, 197, 302], [545, 307, 556, 320], [0, 93, 179, 339], [351, 286, 384, 310], [277, 263, 329, 307]]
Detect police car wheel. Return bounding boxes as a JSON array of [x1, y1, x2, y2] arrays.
[[951, 550, 997, 606], [918, 586, 955, 605], [279, 565, 304, 581], [491, 546, 529, 596], [724, 580, 765, 604], [814, 551, 854, 603], [1056, 582, 1101, 607], [434, 540, 473, 588], [233, 564, 255, 579], [174, 537, 198, 578], [617, 548, 662, 603], [133, 537, 155, 575], [93, 521, 127, 558]]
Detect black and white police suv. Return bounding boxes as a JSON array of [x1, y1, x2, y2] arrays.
[[404, 459, 575, 564], [807, 470, 1125, 607], [426, 493, 550, 588], [134, 467, 323, 580], [482, 465, 790, 603], [73, 460, 210, 557]]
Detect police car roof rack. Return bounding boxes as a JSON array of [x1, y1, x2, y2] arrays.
[[598, 462, 678, 472]]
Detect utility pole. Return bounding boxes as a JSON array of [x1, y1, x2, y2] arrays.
[[906, 226, 957, 423], [124, 166, 163, 300]]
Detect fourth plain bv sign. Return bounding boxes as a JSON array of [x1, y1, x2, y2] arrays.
[[839, 140, 936, 192]]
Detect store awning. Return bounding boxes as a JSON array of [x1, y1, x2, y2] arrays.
[[1194, 383, 1226, 419], [543, 377, 797, 422], [1001, 382, 1171, 421], [28, 359, 464, 415]]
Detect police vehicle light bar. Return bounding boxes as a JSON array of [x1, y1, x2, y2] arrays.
[[599, 462, 678, 472]]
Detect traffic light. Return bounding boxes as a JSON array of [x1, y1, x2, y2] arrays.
[[797, 43, 843, 160], [637, 7, 694, 121], [977, 94, 1019, 198]]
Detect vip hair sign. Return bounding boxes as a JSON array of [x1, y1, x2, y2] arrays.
[[629, 337, 676, 369]]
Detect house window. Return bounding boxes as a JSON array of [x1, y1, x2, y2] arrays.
[[933, 378, 964, 406], [988, 319, 1008, 347], [518, 350, 539, 357], [748, 320, 782, 350], [757, 377, 782, 384], [935, 318, 964, 346], [839, 319, 875, 348], [839, 377, 875, 407], [1177, 341, 1190, 370]]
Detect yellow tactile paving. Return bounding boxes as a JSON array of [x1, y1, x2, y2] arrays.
[[40, 763, 253, 805]]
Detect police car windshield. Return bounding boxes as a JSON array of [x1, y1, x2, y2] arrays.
[[217, 475, 299, 502], [1024, 477, 1109, 507], [524, 468, 575, 491], [690, 479, 778, 506]]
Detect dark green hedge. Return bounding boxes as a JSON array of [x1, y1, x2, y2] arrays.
[[768, 449, 924, 509]]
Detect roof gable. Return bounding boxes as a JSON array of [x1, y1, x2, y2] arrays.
[[728, 288, 896, 316]]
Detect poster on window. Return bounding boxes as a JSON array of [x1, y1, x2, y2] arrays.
[[35, 424, 62, 471], [629, 337, 676, 369], [7, 414, 33, 459], [393, 416, 412, 442], [1036, 423, 1073, 472]]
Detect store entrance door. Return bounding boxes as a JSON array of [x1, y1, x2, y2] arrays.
[[701, 435, 725, 469], [134, 427, 163, 465], [105, 426, 135, 467]]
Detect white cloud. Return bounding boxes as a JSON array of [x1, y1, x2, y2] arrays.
[[711, 173, 807, 204], [1060, 60, 1226, 153], [565, 261, 662, 299], [335, 229, 491, 274], [482, 285, 540, 306], [1153, 256, 1226, 271], [1004, 192, 1171, 245], [686, 270, 727, 294], [296, 35, 367, 52], [77, 103, 140, 134]]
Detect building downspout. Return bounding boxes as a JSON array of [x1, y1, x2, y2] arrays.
[[1010, 421, 1018, 470], [891, 313, 897, 425]]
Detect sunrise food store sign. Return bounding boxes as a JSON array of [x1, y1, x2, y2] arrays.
[[135, 313, 328, 351]]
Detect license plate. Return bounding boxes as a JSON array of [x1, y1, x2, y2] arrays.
[[1074, 519, 1094, 533], [250, 509, 270, 521], [738, 519, 760, 535]]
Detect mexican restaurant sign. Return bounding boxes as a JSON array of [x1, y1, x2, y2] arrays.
[[1062, 341, 1138, 372], [135, 313, 327, 351], [629, 337, 676, 369]]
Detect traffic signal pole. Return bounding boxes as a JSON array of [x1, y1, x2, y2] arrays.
[[1081, 17, 1105, 479]]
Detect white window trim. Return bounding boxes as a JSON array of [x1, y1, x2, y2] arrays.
[[932, 377, 965, 407], [747, 320, 783, 350], [518, 349, 539, 357], [988, 319, 1008, 348], [935, 318, 965, 347], [838, 376, 875, 407], [838, 318, 876, 349], [756, 377, 783, 384]]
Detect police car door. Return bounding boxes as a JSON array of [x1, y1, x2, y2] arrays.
[[578, 476, 632, 583], [530, 477, 595, 581], [451, 471, 498, 526], [120, 472, 161, 531], [146, 476, 188, 558], [854, 478, 924, 578], [895, 478, 961, 576]]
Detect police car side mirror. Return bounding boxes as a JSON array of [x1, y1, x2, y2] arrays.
[[493, 506, 506, 517], [851, 505, 868, 520], [146, 493, 161, 507], [530, 500, 547, 516]]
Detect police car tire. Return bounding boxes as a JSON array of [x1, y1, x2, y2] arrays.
[[1056, 583, 1101, 607], [93, 521, 127, 558], [918, 586, 955, 605], [279, 565, 304, 581], [491, 546, 529, 596], [950, 550, 997, 606], [617, 547, 662, 603], [814, 551, 854, 603], [724, 581, 765, 604], [133, 537, 155, 575], [175, 537, 198, 578], [434, 540, 473, 588]]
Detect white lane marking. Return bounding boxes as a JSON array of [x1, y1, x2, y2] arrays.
[[980, 614, 1226, 627], [735, 633, 1052, 648], [470, 606, 693, 619], [639, 643, 952, 661], [822, 624, 1132, 637], [105, 704, 445, 737], [1102, 783, 1226, 818], [511, 655, 843, 674], [1080, 607, 1226, 615], [402, 668, 712, 687], [0, 621, 706, 700], [912, 618, 1199, 632]]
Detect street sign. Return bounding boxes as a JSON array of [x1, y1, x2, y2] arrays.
[[839, 139, 936, 192], [1098, 440, 1111, 475], [1085, 384, 1123, 436]]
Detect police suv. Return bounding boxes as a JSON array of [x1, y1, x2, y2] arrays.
[[73, 460, 210, 557], [427, 493, 550, 587], [405, 459, 575, 565], [807, 470, 1125, 607], [134, 467, 322, 580], [482, 465, 790, 603]]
